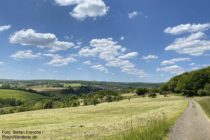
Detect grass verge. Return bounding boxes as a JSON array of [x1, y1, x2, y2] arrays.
[[196, 97, 210, 117]]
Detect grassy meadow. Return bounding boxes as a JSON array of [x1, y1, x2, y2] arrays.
[[0, 89, 47, 101], [0, 95, 188, 140]]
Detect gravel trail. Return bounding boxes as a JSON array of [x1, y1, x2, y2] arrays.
[[169, 100, 210, 140]]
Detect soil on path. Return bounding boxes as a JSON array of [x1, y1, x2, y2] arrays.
[[169, 100, 210, 140]]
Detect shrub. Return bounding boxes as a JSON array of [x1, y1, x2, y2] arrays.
[[92, 98, 99, 106], [148, 93, 157, 98], [136, 88, 148, 96], [1, 84, 11, 89], [160, 91, 169, 97], [197, 89, 210, 96], [183, 90, 196, 96]]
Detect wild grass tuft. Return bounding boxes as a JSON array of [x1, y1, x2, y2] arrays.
[[197, 97, 210, 117], [104, 114, 176, 140]]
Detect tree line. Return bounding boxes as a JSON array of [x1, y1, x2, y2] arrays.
[[0, 89, 123, 115], [159, 66, 210, 96]]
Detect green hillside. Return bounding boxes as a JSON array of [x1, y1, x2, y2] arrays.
[[0, 89, 48, 100], [160, 66, 210, 96]]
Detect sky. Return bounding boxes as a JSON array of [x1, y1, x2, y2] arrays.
[[0, 0, 210, 82]]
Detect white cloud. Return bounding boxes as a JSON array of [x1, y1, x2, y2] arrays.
[[142, 54, 158, 61], [161, 57, 191, 66], [106, 58, 148, 77], [190, 63, 209, 70], [157, 65, 185, 75], [79, 38, 125, 60], [55, 0, 109, 20], [0, 25, 11, 32], [0, 61, 4, 65], [91, 64, 108, 73], [74, 41, 82, 49], [118, 52, 138, 59], [79, 38, 148, 77], [10, 29, 74, 52], [11, 50, 41, 60], [54, 0, 80, 6], [189, 62, 196, 66], [83, 60, 108, 73], [44, 54, 77, 67], [164, 23, 210, 35], [128, 11, 140, 19], [165, 32, 210, 56], [83, 60, 92, 65], [120, 36, 125, 41]]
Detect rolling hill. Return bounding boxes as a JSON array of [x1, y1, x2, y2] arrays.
[[160, 66, 210, 96]]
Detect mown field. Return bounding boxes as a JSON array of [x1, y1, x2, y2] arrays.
[[0, 95, 188, 140], [64, 83, 82, 88], [0, 89, 47, 101], [30, 83, 82, 92]]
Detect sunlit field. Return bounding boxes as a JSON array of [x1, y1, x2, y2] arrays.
[[0, 95, 187, 140], [0, 89, 47, 101]]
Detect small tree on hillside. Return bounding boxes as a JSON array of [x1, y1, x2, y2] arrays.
[[136, 88, 148, 96]]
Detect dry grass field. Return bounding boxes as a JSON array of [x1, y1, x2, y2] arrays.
[[0, 95, 188, 140]]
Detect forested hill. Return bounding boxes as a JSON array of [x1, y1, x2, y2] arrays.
[[160, 66, 210, 96]]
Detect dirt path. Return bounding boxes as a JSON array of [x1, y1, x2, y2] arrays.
[[169, 100, 210, 140]]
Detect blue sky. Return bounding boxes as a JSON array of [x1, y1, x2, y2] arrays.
[[0, 0, 210, 82]]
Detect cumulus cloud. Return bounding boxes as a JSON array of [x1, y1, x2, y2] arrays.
[[83, 60, 108, 73], [79, 38, 148, 77], [161, 57, 191, 66], [165, 23, 210, 56], [44, 53, 77, 67], [55, 0, 109, 20], [165, 32, 210, 56], [164, 23, 210, 35], [128, 11, 140, 19], [106, 58, 147, 77], [0, 25, 11, 32], [11, 50, 41, 60], [91, 64, 108, 73], [142, 54, 158, 61], [83, 60, 92, 65], [10, 29, 74, 52], [118, 52, 138, 59], [157, 65, 185, 75], [79, 38, 125, 60]]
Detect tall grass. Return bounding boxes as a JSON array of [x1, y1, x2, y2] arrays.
[[104, 114, 177, 140], [197, 97, 210, 117]]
